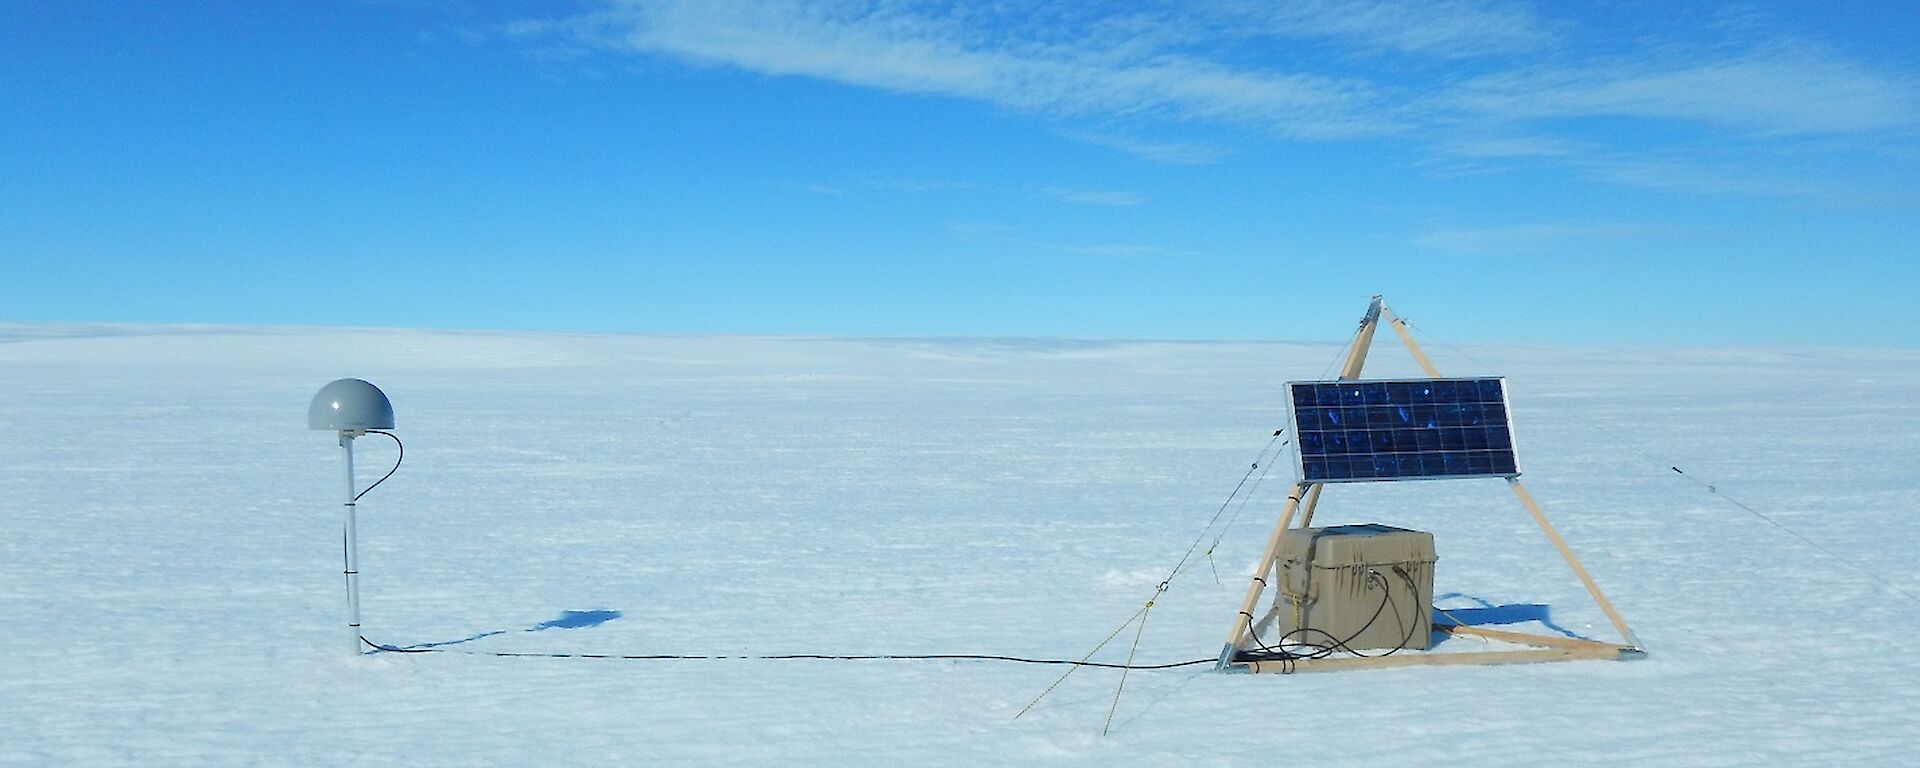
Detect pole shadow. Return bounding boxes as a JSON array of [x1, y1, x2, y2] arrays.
[[394, 609, 623, 650]]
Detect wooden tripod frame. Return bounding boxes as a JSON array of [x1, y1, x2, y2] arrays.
[[1217, 296, 1644, 673]]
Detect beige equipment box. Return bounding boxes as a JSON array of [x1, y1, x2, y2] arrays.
[[1271, 523, 1436, 652]]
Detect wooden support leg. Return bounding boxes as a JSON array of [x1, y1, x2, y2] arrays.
[[1382, 310, 1442, 379], [1296, 296, 1384, 531], [1337, 299, 1382, 380], [1220, 482, 1311, 666], [1509, 479, 1641, 650], [1295, 483, 1328, 529]]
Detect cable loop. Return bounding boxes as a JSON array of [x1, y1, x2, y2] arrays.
[[352, 430, 404, 501]]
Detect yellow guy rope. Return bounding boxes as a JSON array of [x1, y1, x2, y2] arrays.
[[1013, 600, 1153, 720]]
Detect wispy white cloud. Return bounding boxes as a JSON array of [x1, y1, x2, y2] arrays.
[[534, 2, 1915, 143], [1427, 140, 1880, 204], [1566, 155, 1822, 199], [1432, 135, 1587, 160], [1040, 187, 1145, 207], [516, 2, 1919, 201], [1412, 222, 1652, 254], [1218, 0, 1557, 58], [545, 0, 1399, 139], [1442, 46, 1918, 136], [1064, 131, 1226, 165], [1419, 41, 1918, 200]]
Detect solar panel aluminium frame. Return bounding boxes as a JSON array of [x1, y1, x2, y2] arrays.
[[1283, 376, 1524, 483]]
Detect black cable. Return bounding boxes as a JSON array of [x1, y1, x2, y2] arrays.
[[1231, 567, 1422, 669], [1234, 584, 1390, 667], [1278, 584, 1391, 657], [1355, 568, 1421, 659], [360, 636, 1213, 669], [339, 427, 1209, 672], [353, 430, 403, 502]]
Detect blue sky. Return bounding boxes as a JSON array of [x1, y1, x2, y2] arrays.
[[3, 1, 1918, 346]]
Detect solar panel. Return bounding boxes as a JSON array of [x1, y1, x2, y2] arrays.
[[1286, 377, 1520, 483]]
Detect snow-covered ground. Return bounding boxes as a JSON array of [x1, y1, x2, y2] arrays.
[[2, 323, 1917, 765]]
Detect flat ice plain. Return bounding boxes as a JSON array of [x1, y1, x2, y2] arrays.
[[2, 324, 1917, 765]]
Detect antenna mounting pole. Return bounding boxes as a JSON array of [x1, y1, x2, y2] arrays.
[[340, 430, 363, 655]]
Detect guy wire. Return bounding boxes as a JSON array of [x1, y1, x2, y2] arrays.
[[1669, 465, 1920, 606]]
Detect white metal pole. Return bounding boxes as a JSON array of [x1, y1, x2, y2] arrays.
[[341, 431, 363, 655]]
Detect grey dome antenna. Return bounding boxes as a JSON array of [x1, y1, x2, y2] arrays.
[[309, 378, 397, 655]]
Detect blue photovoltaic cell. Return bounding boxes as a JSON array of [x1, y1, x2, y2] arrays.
[[1288, 377, 1519, 482]]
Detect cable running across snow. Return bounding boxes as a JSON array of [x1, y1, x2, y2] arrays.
[[1013, 428, 1290, 723], [360, 636, 1214, 669]]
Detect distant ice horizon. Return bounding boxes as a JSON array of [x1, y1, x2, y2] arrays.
[[7, 320, 1910, 354]]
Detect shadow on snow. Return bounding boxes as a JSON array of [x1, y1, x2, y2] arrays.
[[1430, 592, 1587, 645], [399, 609, 623, 650]]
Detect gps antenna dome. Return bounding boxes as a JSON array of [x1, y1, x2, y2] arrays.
[[309, 378, 395, 432], [310, 378, 398, 655]]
